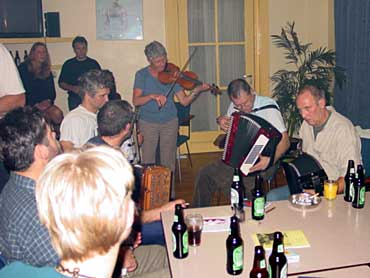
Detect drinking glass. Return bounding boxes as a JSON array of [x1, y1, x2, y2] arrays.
[[185, 214, 203, 246], [324, 180, 338, 200]]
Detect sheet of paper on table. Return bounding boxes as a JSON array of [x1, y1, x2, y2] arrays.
[[203, 216, 230, 233], [252, 230, 310, 250]]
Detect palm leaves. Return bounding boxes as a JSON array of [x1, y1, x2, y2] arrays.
[[271, 22, 346, 136]]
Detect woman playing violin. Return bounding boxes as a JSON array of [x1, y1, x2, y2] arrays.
[[133, 41, 209, 196]]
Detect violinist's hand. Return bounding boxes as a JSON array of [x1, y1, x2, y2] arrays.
[[151, 94, 167, 107], [193, 83, 211, 94], [249, 155, 271, 173], [217, 115, 231, 132]]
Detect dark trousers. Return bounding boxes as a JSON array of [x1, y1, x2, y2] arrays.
[[192, 159, 277, 207]]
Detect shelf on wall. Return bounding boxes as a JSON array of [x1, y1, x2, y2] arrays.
[[0, 37, 74, 44]]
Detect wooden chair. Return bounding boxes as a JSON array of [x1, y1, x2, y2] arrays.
[[175, 102, 194, 181]]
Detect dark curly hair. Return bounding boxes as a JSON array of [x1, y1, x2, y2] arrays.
[[0, 107, 48, 171]]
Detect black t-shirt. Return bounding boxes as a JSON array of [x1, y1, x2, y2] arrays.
[[58, 57, 101, 95], [18, 62, 56, 106]]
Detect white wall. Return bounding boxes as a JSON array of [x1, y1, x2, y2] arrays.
[[43, 0, 166, 114], [269, 0, 331, 83]]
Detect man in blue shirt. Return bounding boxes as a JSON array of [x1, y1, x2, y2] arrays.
[[0, 107, 60, 266]]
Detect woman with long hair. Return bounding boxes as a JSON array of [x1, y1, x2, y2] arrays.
[[18, 42, 63, 136]]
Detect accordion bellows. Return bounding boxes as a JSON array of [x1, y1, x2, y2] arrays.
[[222, 112, 282, 176]]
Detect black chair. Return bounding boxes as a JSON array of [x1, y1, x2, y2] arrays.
[[175, 102, 194, 181]]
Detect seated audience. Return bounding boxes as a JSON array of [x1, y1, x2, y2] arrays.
[[267, 85, 362, 200], [87, 100, 185, 245], [18, 42, 63, 136], [192, 79, 290, 207], [0, 107, 60, 266], [0, 146, 170, 277], [58, 36, 101, 111], [60, 69, 110, 152]]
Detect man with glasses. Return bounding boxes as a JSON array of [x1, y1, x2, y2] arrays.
[[192, 78, 290, 207]]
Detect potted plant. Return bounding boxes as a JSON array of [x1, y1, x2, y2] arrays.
[[271, 22, 346, 137]]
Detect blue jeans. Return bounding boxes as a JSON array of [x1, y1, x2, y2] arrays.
[[141, 221, 165, 246], [266, 185, 291, 201]]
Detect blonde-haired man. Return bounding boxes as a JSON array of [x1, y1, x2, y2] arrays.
[[0, 146, 169, 277], [0, 147, 134, 277]]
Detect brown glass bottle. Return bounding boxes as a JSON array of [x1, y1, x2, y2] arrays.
[[344, 160, 355, 202], [352, 165, 366, 209], [226, 215, 244, 275], [250, 245, 268, 278], [268, 231, 287, 278], [251, 175, 265, 221], [230, 168, 244, 210], [171, 204, 189, 259]]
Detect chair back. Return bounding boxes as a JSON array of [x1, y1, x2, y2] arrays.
[[175, 102, 191, 127]]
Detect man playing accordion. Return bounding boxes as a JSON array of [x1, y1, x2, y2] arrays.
[[192, 78, 290, 207]]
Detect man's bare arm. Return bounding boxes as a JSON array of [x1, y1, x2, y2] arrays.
[[59, 82, 80, 95], [60, 140, 74, 153], [0, 94, 25, 116], [274, 131, 290, 163]]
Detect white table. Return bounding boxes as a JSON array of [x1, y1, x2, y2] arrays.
[[161, 193, 370, 277]]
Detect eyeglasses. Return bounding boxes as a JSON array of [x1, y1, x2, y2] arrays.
[[233, 94, 255, 111]]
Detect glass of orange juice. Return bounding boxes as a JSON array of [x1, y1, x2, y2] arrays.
[[324, 180, 338, 200]]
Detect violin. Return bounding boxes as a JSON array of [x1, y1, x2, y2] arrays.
[[158, 63, 221, 95]]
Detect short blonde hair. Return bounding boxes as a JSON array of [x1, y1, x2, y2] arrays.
[[36, 146, 134, 262]]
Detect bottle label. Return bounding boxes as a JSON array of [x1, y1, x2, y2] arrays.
[[268, 265, 272, 278], [232, 245, 243, 271], [260, 259, 266, 269], [172, 233, 176, 253], [277, 244, 284, 253], [349, 182, 354, 200], [268, 262, 288, 278], [280, 263, 288, 278], [233, 175, 240, 182], [231, 188, 239, 206], [253, 197, 265, 217], [182, 230, 189, 254], [173, 215, 178, 222], [359, 187, 366, 205]]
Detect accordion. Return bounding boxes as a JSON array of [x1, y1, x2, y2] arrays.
[[282, 152, 327, 195], [222, 112, 282, 176], [133, 164, 171, 210]]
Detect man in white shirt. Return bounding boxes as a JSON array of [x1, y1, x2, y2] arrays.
[[192, 79, 290, 207], [60, 69, 110, 152], [0, 43, 25, 193], [0, 43, 25, 118]]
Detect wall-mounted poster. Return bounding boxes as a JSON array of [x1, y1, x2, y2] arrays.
[[96, 0, 143, 40]]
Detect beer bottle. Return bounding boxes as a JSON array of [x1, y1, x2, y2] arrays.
[[171, 204, 189, 259], [344, 160, 355, 202], [251, 174, 265, 221], [268, 231, 288, 278], [14, 50, 21, 66], [231, 168, 244, 210], [250, 245, 268, 278], [226, 215, 244, 275], [352, 165, 366, 209], [23, 50, 28, 61]]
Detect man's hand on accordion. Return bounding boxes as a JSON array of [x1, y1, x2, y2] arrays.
[[216, 115, 231, 132], [249, 154, 271, 173]]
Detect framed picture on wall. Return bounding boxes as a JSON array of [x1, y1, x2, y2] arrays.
[[96, 0, 143, 40]]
